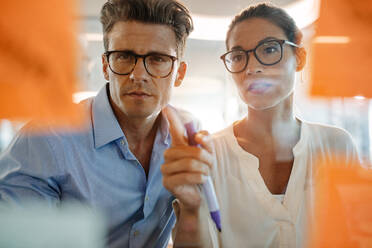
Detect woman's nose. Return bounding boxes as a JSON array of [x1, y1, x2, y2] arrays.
[[245, 53, 263, 74]]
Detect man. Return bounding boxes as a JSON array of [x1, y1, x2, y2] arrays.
[[0, 0, 193, 247]]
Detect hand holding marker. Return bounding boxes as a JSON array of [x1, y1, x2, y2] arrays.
[[183, 121, 222, 232]]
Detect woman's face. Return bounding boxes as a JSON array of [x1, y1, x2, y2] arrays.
[[227, 18, 298, 110]]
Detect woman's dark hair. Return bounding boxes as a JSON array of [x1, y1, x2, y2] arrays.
[[226, 3, 303, 50], [100, 0, 193, 57]]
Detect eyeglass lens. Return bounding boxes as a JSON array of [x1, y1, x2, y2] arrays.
[[224, 40, 283, 72], [108, 51, 174, 77]]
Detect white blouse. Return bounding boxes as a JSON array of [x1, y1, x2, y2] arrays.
[[206, 121, 359, 248]]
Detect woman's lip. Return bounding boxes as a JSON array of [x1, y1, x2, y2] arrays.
[[247, 82, 273, 94]]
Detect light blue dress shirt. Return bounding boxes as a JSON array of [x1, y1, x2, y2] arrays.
[[0, 84, 176, 248]]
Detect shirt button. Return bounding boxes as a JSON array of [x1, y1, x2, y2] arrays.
[[120, 140, 125, 145], [145, 196, 149, 201], [134, 230, 139, 236]]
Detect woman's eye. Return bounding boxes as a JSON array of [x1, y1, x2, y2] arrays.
[[264, 46, 279, 54], [232, 54, 244, 62]]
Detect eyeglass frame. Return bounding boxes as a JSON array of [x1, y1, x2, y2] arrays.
[[104, 50, 178, 79], [220, 39, 300, 73]]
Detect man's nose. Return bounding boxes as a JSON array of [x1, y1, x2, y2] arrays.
[[129, 57, 150, 81]]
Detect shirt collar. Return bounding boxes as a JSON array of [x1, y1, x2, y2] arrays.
[[92, 83, 124, 148]]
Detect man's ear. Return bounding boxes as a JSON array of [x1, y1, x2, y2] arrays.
[[175, 61, 187, 87], [102, 54, 110, 81], [295, 47, 307, 72]]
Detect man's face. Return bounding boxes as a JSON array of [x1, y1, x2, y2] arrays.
[[102, 21, 186, 121]]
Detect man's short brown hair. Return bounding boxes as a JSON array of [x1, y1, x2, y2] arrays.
[[100, 0, 193, 57]]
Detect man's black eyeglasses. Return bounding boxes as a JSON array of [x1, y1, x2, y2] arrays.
[[104, 51, 178, 78]]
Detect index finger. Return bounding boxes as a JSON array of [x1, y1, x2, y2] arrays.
[[195, 131, 214, 154], [162, 105, 188, 147]]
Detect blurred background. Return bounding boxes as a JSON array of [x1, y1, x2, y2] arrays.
[[0, 0, 370, 167]]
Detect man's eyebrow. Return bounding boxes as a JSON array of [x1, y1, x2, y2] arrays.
[[230, 36, 282, 51], [108, 49, 133, 53], [109, 49, 173, 56], [146, 50, 174, 55]]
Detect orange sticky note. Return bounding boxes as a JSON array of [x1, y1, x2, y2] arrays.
[[309, 161, 372, 247], [310, 0, 372, 98], [0, 0, 84, 128]]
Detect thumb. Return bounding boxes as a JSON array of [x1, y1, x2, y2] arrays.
[[162, 105, 188, 147]]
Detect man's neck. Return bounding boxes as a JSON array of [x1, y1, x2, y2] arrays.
[[110, 100, 162, 176], [120, 113, 159, 143], [124, 113, 161, 177]]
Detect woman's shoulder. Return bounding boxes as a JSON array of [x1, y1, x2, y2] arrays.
[[303, 121, 353, 143], [211, 124, 242, 161], [212, 125, 233, 138], [211, 123, 236, 148], [302, 121, 358, 160], [302, 120, 360, 165]]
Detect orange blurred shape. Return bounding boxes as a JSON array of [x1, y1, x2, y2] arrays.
[[0, 0, 85, 129], [309, 160, 372, 248], [310, 0, 372, 98]]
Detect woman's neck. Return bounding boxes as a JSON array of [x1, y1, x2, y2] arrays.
[[235, 94, 301, 161], [246, 94, 295, 131]]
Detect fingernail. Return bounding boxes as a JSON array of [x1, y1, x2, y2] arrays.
[[196, 133, 206, 142], [201, 175, 208, 182]]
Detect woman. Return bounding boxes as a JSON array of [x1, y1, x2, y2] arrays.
[[162, 3, 359, 247]]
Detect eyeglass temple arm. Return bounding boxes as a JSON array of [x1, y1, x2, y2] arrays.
[[284, 40, 301, 48]]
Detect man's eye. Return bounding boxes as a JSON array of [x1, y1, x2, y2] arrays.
[[149, 55, 166, 63], [117, 53, 131, 60]]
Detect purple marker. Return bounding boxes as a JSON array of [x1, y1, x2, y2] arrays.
[[184, 121, 222, 232]]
